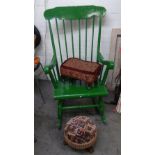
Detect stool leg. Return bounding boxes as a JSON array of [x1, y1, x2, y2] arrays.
[[86, 146, 94, 153], [57, 100, 63, 129], [98, 97, 106, 124]]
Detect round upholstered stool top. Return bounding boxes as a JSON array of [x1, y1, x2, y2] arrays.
[[64, 116, 97, 150]]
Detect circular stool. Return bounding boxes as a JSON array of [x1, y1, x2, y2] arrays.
[[64, 116, 97, 153]]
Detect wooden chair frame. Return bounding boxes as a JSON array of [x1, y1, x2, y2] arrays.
[[43, 6, 114, 128]]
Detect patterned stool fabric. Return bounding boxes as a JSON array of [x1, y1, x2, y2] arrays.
[[64, 116, 97, 150]]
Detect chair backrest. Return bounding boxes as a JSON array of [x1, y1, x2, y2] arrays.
[[44, 5, 106, 82]]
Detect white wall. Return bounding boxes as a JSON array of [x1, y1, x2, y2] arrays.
[[34, 0, 121, 66]]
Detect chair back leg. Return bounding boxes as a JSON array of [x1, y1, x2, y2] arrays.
[[57, 100, 63, 129], [97, 97, 106, 123]]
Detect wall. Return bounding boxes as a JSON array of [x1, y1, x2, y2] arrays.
[[34, 0, 121, 68]]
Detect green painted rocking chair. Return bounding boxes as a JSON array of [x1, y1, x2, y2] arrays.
[[43, 5, 114, 128]]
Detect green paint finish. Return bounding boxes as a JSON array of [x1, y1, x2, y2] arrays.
[[78, 19, 81, 59], [101, 67, 109, 85], [97, 16, 102, 61], [62, 20, 68, 59], [48, 20, 56, 56], [97, 52, 104, 63], [62, 104, 98, 110], [57, 101, 63, 129], [43, 6, 114, 128], [45, 67, 57, 88], [97, 53, 114, 70], [91, 16, 95, 61], [78, 19, 82, 86], [55, 19, 63, 63], [97, 52, 114, 84], [44, 5, 106, 20], [54, 82, 108, 100], [97, 97, 106, 123], [85, 19, 88, 60], [48, 20, 60, 80], [70, 20, 75, 57], [52, 68, 57, 81], [44, 55, 58, 88]]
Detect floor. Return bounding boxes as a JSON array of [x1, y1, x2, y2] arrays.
[[34, 80, 121, 155]]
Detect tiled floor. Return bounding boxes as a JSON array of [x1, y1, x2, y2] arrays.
[[34, 80, 121, 155]]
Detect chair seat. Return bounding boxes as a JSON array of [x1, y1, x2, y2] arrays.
[[54, 81, 108, 100]]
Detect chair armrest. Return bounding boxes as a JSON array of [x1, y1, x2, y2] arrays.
[[97, 52, 114, 85], [102, 60, 114, 70], [43, 54, 58, 88], [97, 52, 114, 69], [43, 54, 57, 74], [97, 52, 104, 63]]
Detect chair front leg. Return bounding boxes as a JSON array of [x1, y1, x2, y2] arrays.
[[57, 100, 63, 129], [92, 97, 99, 112], [98, 97, 106, 124]]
